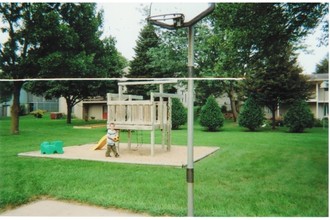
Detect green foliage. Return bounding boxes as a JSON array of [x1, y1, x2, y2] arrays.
[[315, 54, 329, 73], [210, 3, 325, 128], [199, 95, 224, 131], [147, 28, 187, 78], [0, 3, 39, 133], [128, 24, 160, 97], [314, 118, 328, 127], [238, 96, 264, 131], [0, 81, 12, 103], [221, 105, 227, 113], [284, 99, 314, 133], [171, 98, 187, 130], [19, 105, 27, 116], [242, 46, 313, 129], [22, 3, 124, 124]]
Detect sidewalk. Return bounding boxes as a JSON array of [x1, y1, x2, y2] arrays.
[[1, 199, 149, 217]]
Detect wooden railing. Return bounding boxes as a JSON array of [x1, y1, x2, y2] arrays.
[[108, 100, 168, 130]]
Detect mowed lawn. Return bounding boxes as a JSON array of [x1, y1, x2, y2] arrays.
[[0, 114, 328, 216]]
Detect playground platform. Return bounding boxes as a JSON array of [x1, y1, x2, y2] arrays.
[[18, 143, 219, 167]]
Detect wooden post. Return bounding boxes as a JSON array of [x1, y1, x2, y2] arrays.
[[117, 129, 120, 153], [107, 93, 111, 124], [150, 93, 155, 156], [167, 98, 172, 151], [128, 130, 131, 151], [118, 85, 123, 100], [160, 84, 165, 149]]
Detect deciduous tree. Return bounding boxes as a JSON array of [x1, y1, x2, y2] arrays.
[[25, 3, 124, 124], [0, 3, 37, 134], [210, 3, 326, 128]]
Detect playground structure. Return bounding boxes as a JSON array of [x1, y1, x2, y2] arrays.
[[93, 80, 180, 156]]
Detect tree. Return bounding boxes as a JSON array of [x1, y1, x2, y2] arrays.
[[171, 98, 187, 129], [147, 28, 187, 78], [0, 3, 38, 134], [25, 3, 124, 124], [284, 99, 314, 133], [209, 3, 325, 129], [238, 96, 264, 131], [315, 54, 329, 73], [0, 81, 12, 103], [128, 24, 160, 97], [199, 95, 224, 131], [146, 22, 225, 106], [242, 46, 314, 129]]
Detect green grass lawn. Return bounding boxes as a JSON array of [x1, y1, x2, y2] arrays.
[[0, 114, 328, 216]]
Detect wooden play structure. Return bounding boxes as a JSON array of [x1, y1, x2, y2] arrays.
[[106, 80, 180, 156]]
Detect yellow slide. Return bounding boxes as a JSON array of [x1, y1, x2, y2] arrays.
[[91, 135, 107, 150]]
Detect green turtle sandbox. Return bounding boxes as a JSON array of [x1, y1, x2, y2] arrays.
[[40, 141, 64, 154]]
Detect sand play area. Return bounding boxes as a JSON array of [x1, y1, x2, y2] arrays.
[[18, 143, 220, 167]]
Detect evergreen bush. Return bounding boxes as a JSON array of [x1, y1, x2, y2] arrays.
[[200, 95, 224, 131], [284, 99, 314, 133], [238, 96, 264, 131], [171, 98, 187, 129]]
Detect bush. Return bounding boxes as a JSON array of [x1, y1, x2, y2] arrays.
[[200, 95, 224, 131], [194, 106, 202, 119], [221, 105, 227, 113], [171, 98, 187, 129], [30, 109, 46, 118], [19, 105, 27, 116], [284, 99, 314, 133], [314, 117, 328, 127], [238, 96, 264, 131]]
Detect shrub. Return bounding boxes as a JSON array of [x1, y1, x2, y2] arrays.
[[284, 99, 314, 133], [19, 105, 27, 116], [238, 96, 264, 131], [314, 117, 328, 127], [221, 105, 227, 113], [200, 95, 224, 131], [30, 109, 46, 118], [171, 98, 187, 129], [194, 106, 202, 119]]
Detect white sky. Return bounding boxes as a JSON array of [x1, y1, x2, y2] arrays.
[[98, 2, 329, 74], [0, 1, 328, 74]]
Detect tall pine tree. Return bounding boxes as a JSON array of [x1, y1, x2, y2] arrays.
[[128, 24, 160, 97]]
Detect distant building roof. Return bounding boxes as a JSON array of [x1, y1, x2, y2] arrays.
[[308, 73, 329, 81]]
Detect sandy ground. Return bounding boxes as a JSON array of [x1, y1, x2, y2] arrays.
[[1, 199, 149, 216], [18, 143, 220, 167]]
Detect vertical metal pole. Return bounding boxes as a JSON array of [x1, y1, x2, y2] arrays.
[[187, 25, 194, 217]]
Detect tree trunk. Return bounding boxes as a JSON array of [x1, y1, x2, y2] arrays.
[[65, 98, 73, 124], [11, 82, 23, 134], [228, 89, 238, 122], [271, 109, 276, 130]]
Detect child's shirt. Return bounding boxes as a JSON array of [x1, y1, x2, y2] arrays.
[[107, 129, 117, 145]]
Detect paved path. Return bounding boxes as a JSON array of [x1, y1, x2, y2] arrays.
[[1, 199, 149, 217]]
